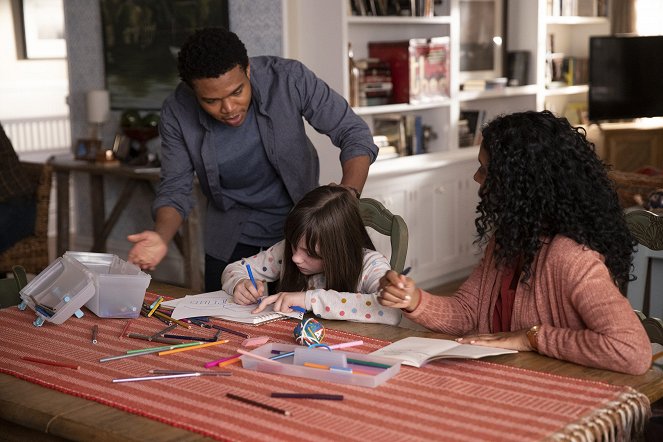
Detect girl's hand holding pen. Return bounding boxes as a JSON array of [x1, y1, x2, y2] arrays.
[[232, 278, 265, 305], [378, 269, 419, 312]]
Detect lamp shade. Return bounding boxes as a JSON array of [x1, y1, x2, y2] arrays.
[[86, 89, 110, 124]]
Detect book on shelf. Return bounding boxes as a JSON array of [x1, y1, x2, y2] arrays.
[[161, 290, 303, 325], [368, 37, 450, 105], [349, 0, 435, 17], [373, 114, 409, 155], [461, 79, 486, 91], [370, 336, 518, 368], [374, 135, 400, 160], [459, 109, 486, 147]]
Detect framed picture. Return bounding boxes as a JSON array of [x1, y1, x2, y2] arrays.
[[100, 0, 229, 110], [458, 0, 504, 84], [14, 0, 66, 59]]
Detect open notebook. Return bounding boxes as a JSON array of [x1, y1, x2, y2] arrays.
[[161, 290, 303, 325]]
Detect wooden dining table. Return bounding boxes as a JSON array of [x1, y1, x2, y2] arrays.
[[1, 282, 662, 441]]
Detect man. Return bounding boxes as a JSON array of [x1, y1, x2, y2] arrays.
[[127, 27, 377, 291]]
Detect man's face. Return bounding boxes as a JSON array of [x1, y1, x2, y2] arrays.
[[191, 65, 252, 127]]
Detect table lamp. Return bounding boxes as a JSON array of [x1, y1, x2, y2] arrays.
[[86, 89, 110, 141]]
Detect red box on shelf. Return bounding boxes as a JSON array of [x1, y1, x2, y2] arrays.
[[369, 37, 450, 105]]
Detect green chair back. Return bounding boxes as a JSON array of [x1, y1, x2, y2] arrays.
[[358, 198, 408, 273], [625, 209, 663, 344]]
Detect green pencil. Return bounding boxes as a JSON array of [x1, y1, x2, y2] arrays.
[[126, 341, 202, 354]]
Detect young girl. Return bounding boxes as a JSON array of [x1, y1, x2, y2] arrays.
[[221, 185, 402, 325]]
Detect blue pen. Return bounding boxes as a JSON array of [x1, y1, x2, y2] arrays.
[[246, 264, 258, 289]]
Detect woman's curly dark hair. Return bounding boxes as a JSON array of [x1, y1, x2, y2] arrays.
[[177, 27, 249, 86], [476, 110, 635, 287]]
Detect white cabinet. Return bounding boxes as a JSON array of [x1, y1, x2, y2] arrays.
[[363, 149, 481, 288]]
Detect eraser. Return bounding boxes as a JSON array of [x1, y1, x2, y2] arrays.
[[242, 336, 270, 347]]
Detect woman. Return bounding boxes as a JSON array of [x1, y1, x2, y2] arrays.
[[379, 110, 651, 375]]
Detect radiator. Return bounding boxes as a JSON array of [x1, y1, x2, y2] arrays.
[[2, 116, 71, 153]]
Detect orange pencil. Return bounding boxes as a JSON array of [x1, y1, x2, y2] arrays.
[[218, 357, 242, 368], [158, 339, 229, 356]]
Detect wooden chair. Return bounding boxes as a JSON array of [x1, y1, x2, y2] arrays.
[[0, 162, 53, 276], [0, 265, 28, 308], [359, 198, 408, 273], [625, 209, 663, 343]]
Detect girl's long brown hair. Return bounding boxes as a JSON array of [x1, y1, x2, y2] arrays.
[[279, 185, 375, 293]]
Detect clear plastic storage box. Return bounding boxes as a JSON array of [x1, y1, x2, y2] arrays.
[[19, 254, 97, 325], [65, 252, 151, 319], [241, 343, 400, 388]]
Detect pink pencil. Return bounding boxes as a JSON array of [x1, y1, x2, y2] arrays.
[[328, 340, 363, 350], [204, 353, 241, 368]]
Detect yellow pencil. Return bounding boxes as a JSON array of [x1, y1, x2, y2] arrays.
[[217, 357, 242, 368], [158, 339, 229, 356], [147, 297, 164, 317]]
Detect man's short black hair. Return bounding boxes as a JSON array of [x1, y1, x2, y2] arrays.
[[177, 27, 249, 86]]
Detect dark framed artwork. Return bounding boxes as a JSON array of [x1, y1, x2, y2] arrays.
[[100, 0, 229, 110], [13, 0, 67, 60]]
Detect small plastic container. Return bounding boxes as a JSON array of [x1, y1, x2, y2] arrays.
[[65, 251, 150, 319], [19, 255, 96, 326], [240, 343, 400, 388]]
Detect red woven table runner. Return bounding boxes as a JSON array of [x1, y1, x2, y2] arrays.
[[0, 295, 650, 442]]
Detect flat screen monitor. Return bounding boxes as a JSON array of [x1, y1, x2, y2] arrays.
[[588, 35, 663, 122]]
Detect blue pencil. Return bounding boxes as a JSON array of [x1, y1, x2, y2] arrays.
[[246, 264, 258, 289]]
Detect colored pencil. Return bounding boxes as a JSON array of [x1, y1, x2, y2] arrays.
[[21, 356, 79, 370], [126, 341, 202, 354], [147, 296, 164, 317], [271, 393, 343, 400], [91, 324, 99, 344], [246, 264, 258, 289], [126, 332, 183, 345], [226, 393, 291, 416], [158, 339, 229, 356], [119, 320, 132, 339], [164, 334, 217, 342], [328, 340, 364, 350], [209, 324, 249, 339], [346, 358, 392, 369], [236, 348, 280, 364], [102, 344, 203, 362], [204, 353, 242, 368], [217, 357, 242, 368], [149, 369, 232, 376], [113, 373, 202, 383]]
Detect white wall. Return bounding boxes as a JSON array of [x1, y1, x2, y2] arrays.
[[0, 0, 69, 120]]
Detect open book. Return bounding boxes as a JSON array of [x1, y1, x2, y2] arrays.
[[370, 337, 517, 368], [161, 290, 303, 325]]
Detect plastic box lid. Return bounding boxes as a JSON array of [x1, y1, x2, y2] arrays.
[[65, 251, 151, 319], [19, 255, 96, 325]]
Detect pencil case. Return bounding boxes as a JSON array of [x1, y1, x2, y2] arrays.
[[240, 343, 400, 388]]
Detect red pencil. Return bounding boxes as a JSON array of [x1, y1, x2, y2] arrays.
[[21, 356, 80, 370], [119, 320, 132, 339]]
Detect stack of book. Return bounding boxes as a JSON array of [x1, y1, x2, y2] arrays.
[[356, 58, 393, 106], [374, 135, 400, 161], [368, 37, 450, 105]]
